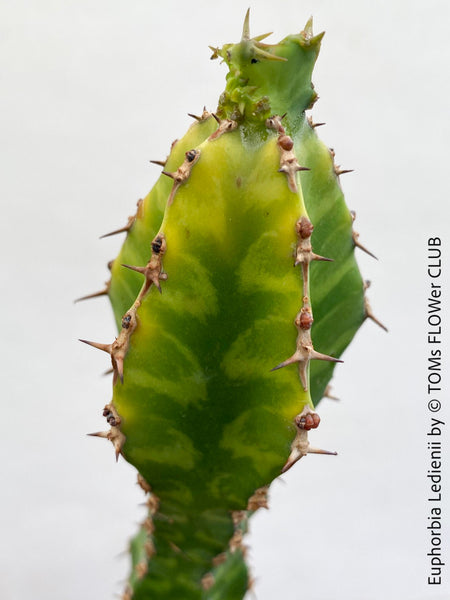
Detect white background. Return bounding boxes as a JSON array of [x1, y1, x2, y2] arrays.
[[1, 1, 449, 599]]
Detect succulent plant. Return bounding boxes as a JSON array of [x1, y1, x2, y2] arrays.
[[78, 10, 383, 599]]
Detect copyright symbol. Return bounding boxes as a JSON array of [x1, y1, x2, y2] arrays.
[[428, 399, 441, 412]]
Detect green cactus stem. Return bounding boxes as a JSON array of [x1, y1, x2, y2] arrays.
[[80, 10, 383, 599]]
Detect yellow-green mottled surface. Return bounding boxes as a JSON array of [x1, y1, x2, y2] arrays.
[[104, 17, 365, 600], [114, 130, 312, 507]]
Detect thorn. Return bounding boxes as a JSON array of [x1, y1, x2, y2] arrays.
[[87, 431, 109, 439], [281, 419, 337, 473], [295, 252, 333, 266], [277, 160, 309, 194], [266, 115, 285, 134], [302, 16, 314, 40], [121, 263, 146, 275], [367, 314, 389, 333], [310, 31, 326, 45], [209, 45, 220, 60], [281, 447, 304, 473], [79, 336, 129, 387], [209, 118, 238, 140], [254, 47, 288, 62], [272, 343, 341, 392], [120, 234, 167, 302], [115, 356, 124, 384], [298, 361, 308, 391], [79, 339, 112, 355], [364, 296, 388, 332], [352, 230, 378, 260], [162, 149, 201, 192], [114, 548, 130, 560], [100, 216, 135, 239], [307, 116, 326, 128], [150, 159, 166, 167], [312, 253, 334, 262], [270, 354, 299, 371], [310, 350, 343, 364], [253, 32, 273, 42], [187, 107, 211, 122], [335, 166, 354, 176], [74, 282, 109, 303], [323, 385, 340, 401], [187, 107, 212, 122], [240, 9, 283, 60], [277, 165, 309, 175], [241, 8, 251, 41], [122, 262, 164, 293], [113, 432, 126, 461], [307, 447, 338, 456]]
